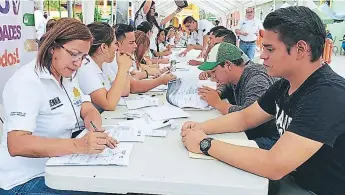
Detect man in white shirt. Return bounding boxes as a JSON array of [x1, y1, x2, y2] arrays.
[[103, 24, 175, 94], [235, 7, 263, 60], [179, 16, 214, 57]]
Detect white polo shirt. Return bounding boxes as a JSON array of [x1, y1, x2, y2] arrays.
[[0, 60, 90, 190], [78, 57, 112, 95], [102, 57, 135, 84], [188, 20, 214, 46], [236, 18, 263, 42], [150, 41, 168, 54]]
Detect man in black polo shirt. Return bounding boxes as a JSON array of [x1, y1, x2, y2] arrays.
[[181, 6, 345, 195]]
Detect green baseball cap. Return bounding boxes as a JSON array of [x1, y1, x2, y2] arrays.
[[198, 42, 242, 71]]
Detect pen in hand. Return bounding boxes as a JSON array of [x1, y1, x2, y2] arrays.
[[90, 121, 100, 132], [90, 121, 118, 149]]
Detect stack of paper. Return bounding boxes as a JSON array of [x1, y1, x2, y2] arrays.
[[145, 104, 190, 121], [189, 139, 258, 160], [146, 117, 175, 130], [198, 80, 217, 89], [103, 125, 145, 142], [118, 98, 126, 106], [46, 143, 134, 166], [125, 95, 160, 110], [166, 78, 215, 109], [149, 85, 168, 92], [119, 118, 168, 137]]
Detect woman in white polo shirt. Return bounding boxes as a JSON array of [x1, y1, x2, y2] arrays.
[[0, 18, 116, 194], [150, 29, 172, 58], [77, 22, 133, 113]]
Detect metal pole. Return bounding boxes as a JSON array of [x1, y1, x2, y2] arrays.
[[58, 0, 61, 18], [73, 0, 75, 18], [67, 0, 73, 18], [273, 0, 276, 11], [40, 0, 44, 11], [110, 0, 114, 25]]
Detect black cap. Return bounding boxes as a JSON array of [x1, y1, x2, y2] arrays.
[[137, 21, 153, 34]]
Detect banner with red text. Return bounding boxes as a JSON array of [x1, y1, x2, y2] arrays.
[[0, 0, 37, 103]]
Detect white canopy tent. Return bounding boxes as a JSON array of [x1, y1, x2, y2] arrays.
[[132, 0, 272, 27], [153, 0, 272, 16]]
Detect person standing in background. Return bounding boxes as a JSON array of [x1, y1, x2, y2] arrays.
[[235, 7, 263, 60], [326, 30, 333, 40], [134, 0, 182, 53]]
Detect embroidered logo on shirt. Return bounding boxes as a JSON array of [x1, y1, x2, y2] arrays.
[[49, 97, 63, 110], [73, 87, 81, 98], [73, 87, 82, 107]]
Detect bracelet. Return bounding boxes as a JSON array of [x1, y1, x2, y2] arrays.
[[144, 70, 149, 79]]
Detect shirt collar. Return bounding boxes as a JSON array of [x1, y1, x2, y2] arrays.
[[33, 59, 55, 80], [87, 56, 103, 74]]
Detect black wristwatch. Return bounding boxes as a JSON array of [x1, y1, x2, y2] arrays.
[[200, 138, 214, 156]]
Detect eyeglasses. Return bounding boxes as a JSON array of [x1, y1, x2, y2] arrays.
[[59, 44, 90, 65], [246, 11, 254, 14]]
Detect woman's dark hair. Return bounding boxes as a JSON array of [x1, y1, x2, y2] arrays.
[[156, 29, 166, 52], [87, 22, 115, 56], [134, 0, 160, 29], [37, 18, 92, 73], [183, 16, 196, 25], [46, 19, 57, 32], [134, 31, 150, 70], [136, 21, 153, 34]]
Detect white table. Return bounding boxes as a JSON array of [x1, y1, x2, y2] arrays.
[[45, 49, 269, 195]]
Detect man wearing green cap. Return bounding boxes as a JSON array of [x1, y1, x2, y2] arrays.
[[197, 42, 279, 150]]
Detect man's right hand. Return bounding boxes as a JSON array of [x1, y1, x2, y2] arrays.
[[199, 72, 209, 80], [189, 60, 202, 66], [117, 52, 133, 71], [181, 121, 203, 137]]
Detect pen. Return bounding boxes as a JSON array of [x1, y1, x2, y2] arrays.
[[163, 119, 170, 123], [90, 121, 99, 132], [104, 117, 134, 120]]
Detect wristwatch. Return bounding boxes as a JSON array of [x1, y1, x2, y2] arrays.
[[200, 138, 214, 156]]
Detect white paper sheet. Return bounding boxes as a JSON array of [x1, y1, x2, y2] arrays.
[[103, 125, 145, 142], [117, 98, 126, 106], [145, 104, 190, 121], [167, 78, 217, 109], [118, 118, 169, 137], [46, 143, 134, 166], [149, 85, 168, 92], [125, 95, 160, 110]]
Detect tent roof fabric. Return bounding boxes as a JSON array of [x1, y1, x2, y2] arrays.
[[143, 0, 272, 16]]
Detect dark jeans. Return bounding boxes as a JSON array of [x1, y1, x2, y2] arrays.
[[239, 41, 256, 60], [269, 175, 318, 195], [0, 177, 112, 195], [255, 137, 278, 150], [0, 177, 156, 195]]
